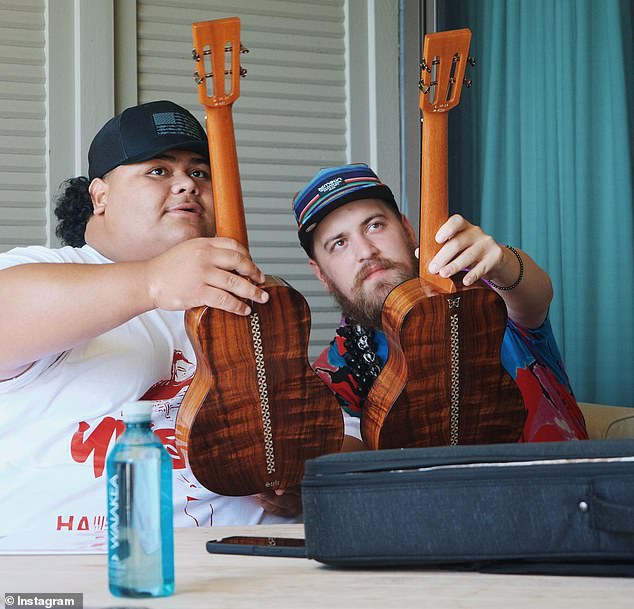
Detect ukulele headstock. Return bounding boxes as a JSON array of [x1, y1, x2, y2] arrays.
[[419, 28, 474, 114], [192, 17, 249, 108]]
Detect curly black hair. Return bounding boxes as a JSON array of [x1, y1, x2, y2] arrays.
[[54, 177, 93, 247]]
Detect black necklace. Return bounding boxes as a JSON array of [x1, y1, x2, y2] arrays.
[[336, 318, 382, 399]]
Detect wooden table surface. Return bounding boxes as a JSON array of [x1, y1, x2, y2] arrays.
[[1, 524, 633, 608]]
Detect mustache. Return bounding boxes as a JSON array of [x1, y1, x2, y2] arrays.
[[353, 258, 410, 291]]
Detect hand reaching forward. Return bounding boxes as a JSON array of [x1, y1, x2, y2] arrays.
[[427, 214, 506, 287], [144, 237, 269, 315], [0, 237, 269, 378], [425, 214, 553, 328]]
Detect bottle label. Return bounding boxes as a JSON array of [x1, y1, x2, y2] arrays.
[[107, 471, 129, 571], [107, 473, 119, 556]]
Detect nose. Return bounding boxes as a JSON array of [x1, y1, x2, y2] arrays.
[[353, 233, 380, 261], [171, 172, 199, 195]]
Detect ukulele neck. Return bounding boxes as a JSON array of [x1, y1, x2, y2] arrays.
[[419, 111, 455, 293], [205, 105, 249, 248]]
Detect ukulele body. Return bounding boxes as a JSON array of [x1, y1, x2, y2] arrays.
[[361, 277, 526, 450], [175, 18, 344, 496], [176, 276, 344, 496], [360, 28, 526, 451]]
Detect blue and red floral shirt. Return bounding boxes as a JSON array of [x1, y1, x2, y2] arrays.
[[313, 317, 588, 442]]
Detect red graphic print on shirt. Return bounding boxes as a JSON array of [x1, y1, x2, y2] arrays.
[[70, 350, 195, 477], [70, 417, 125, 478]]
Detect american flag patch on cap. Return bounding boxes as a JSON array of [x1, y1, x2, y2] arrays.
[[152, 111, 202, 139]]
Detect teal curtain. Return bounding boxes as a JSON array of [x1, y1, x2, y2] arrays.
[[438, 0, 634, 407]]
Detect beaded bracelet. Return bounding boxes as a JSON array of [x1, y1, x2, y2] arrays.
[[488, 245, 524, 291]]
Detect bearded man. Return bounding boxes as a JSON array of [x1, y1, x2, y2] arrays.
[[292, 163, 588, 444]]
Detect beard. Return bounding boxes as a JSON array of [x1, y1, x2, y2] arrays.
[[323, 247, 418, 329]]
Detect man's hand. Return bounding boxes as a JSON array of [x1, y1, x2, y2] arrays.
[[425, 214, 553, 328], [427, 214, 506, 287], [144, 237, 269, 315], [255, 487, 302, 518]]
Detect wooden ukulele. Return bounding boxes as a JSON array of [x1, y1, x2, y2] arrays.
[[361, 28, 526, 450], [175, 17, 344, 496]]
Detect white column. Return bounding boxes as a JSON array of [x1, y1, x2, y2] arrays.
[[346, 0, 401, 204], [47, 0, 114, 245]]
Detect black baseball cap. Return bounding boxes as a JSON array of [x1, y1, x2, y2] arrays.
[[88, 100, 209, 181]]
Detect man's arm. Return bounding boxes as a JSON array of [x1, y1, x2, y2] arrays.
[[427, 214, 553, 329], [0, 237, 268, 380]]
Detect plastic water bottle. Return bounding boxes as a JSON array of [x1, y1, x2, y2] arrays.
[[106, 401, 174, 597]]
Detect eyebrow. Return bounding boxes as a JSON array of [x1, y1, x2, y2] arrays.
[[322, 229, 347, 250], [321, 212, 388, 250]]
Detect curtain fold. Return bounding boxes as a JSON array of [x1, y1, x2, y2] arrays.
[[438, 0, 633, 406]]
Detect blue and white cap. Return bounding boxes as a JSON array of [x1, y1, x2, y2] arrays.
[[292, 163, 399, 253]]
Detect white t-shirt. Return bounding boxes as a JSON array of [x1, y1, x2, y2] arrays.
[[0, 244, 344, 545]]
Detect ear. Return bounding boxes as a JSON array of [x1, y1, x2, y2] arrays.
[[308, 258, 331, 292], [88, 178, 108, 216]]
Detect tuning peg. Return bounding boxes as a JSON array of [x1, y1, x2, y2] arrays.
[[419, 59, 431, 73], [463, 78, 472, 88], [193, 70, 204, 85], [239, 66, 248, 77], [192, 49, 201, 62], [418, 79, 430, 94], [467, 56, 477, 66], [240, 44, 250, 54]]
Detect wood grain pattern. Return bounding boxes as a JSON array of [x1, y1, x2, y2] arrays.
[[361, 29, 526, 450], [362, 277, 526, 449], [175, 17, 344, 496], [177, 278, 344, 496]]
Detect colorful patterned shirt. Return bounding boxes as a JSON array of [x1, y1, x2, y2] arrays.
[[312, 317, 588, 442]]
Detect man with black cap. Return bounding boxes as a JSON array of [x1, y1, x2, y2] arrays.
[[0, 100, 297, 548], [293, 163, 588, 445]]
